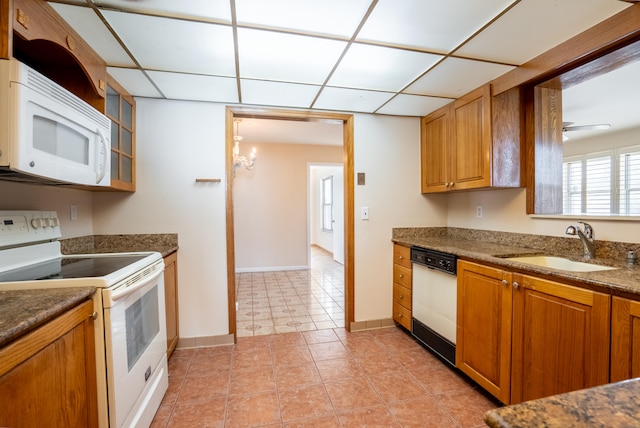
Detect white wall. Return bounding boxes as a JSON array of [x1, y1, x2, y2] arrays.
[[92, 98, 229, 339], [353, 114, 449, 321], [234, 143, 342, 271], [564, 126, 640, 156], [0, 181, 93, 238], [447, 187, 640, 244], [91, 101, 449, 337]]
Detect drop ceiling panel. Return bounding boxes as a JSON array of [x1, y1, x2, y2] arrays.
[[50, 4, 135, 67], [406, 57, 515, 98], [106, 67, 163, 98], [456, 0, 631, 65], [235, 0, 371, 38], [103, 11, 236, 75], [241, 79, 320, 108], [146, 71, 238, 103], [357, 0, 516, 52], [94, 0, 231, 22], [314, 87, 394, 113], [329, 43, 443, 92], [238, 28, 347, 84], [376, 94, 452, 117]]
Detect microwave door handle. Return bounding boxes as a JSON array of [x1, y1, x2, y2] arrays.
[[96, 127, 108, 184]]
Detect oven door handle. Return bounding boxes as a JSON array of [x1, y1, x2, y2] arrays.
[[104, 266, 163, 306]]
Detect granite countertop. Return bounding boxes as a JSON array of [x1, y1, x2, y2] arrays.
[[61, 234, 179, 258], [393, 230, 640, 298], [484, 378, 640, 427], [0, 287, 96, 348]]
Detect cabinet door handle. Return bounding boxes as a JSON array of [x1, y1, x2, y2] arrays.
[[397, 313, 403, 318], [399, 295, 404, 300], [501, 279, 508, 287], [513, 281, 520, 289], [399, 274, 403, 278]]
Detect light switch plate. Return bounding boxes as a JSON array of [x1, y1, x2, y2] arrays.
[[361, 207, 369, 220]]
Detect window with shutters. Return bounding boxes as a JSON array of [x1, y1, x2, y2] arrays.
[[563, 146, 640, 215]]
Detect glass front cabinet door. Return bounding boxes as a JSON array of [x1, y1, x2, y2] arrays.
[[106, 75, 136, 191]]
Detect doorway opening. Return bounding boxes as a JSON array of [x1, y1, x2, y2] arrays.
[[225, 107, 354, 341]]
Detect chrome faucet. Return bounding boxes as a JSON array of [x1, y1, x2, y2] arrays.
[[566, 221, 596, 259]]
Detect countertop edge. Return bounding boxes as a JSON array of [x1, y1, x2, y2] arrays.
[[0, 287, 96, 348], [392, 236, 640, 298]]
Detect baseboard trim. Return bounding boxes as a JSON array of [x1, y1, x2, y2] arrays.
[[235, 265, 309, 273], [176, 334, 234, 349], [350, 318, 396, 332]]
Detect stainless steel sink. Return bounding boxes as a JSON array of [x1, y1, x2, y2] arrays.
[[505, 256, 617, 272]]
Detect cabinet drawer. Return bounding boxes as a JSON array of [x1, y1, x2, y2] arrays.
[[393, 283, 411, 310], [393, 245, 411, 268], [393, 302, 412, 330], [393, 264, 412, 289]]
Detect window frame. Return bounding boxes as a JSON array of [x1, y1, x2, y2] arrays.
[[321, 175, 333, 232], [563, 145, 640, 215]]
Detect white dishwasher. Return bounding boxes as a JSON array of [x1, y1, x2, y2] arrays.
[[411, 246, 458, 366]]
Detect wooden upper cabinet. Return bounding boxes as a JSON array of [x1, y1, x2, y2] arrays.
[[2, 0, 137, 191], [106, 74, 136, 192], [8, 0, 107, 111], [510, 274, 610, 404], [451, 85, 492, 190], [421, 104, 452, 193], [421, 84, 522, 193]]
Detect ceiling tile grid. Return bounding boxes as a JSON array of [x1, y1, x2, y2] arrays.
[[47, 0, 632, 117]]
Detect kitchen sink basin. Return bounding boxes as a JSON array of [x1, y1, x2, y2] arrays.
[[504, 256, 617, 272]]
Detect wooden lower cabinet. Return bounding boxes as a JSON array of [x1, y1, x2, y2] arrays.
[[164, 251, 179, 357], [457, 260, 611, 405], [457, 261, 513, 404], [511, 273, 610, 403], [611, 296, 640, 382], [0, 300, 98, 428], [392, 244, 412, 330]]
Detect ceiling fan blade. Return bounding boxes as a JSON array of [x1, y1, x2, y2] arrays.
[[562, 123, 611, 132]]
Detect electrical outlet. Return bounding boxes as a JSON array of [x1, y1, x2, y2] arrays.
[[70, 204, 78, 221], [476, 205, 483, 219], [361, 207, 369, 220]]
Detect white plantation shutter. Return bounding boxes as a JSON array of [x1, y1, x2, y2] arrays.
[[563, 161, 582, 214], [563, 146, 640, 215], [585, 155, 611, 214], [620, 149, 640, 215]]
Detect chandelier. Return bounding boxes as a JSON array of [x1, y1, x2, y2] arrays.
[[233, 119, 256, 171]]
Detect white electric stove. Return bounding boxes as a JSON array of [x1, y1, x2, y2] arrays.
[[0, 210, 168, 428]]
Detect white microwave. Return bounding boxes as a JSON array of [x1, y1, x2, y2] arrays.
[[0, 59, 111, 186]]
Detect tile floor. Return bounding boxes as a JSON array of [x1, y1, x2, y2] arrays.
[[235, 246, 345, 337], [151, 327, 499, 427]]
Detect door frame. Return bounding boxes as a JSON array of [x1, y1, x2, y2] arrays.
[[225, 106, 355, 340]]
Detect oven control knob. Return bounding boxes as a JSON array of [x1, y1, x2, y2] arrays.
[[31, 218, 44, 229], [50, 217, 60, 227]]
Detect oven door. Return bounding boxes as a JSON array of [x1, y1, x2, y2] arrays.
[[103, 266, 167, 428]]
